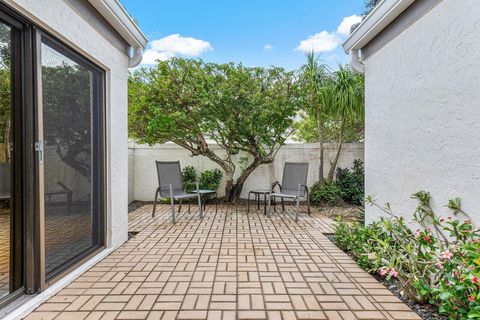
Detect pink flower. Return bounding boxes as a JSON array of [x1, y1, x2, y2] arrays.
[[379, 269, 387, 277], [469, 265, 476, 271], [435, 262, 443, 269], [440, 250, 453, 260], [468, 295, 475, 302], [473, 276, 479, 284], [389, 268, 399, 278], [367, 252, 376, 260]]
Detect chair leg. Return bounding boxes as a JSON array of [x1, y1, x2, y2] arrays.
[[307, 189, 311, 216], [247, 192, 251, 213], [295, 196, 300, 222], [257, 194, 260, 210], [179, 199, 182, 213], [198, 194, 203, 218], [281, 198, 285, 212], [215, 192, 218, 214], [171, 197, 176, 223], [188, 202, 191, 213], [267, 194, 272, 217], [152, 188, 160, 217]]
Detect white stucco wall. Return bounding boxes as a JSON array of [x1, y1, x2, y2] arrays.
[[128, 143, 364, 202], [364, 0, 480, 225], [6, 0, 130, 248]]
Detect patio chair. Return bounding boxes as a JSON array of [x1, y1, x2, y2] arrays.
[[152, 161, 202, 223], [0, 163, 10, 205], [268, 162, 311, 222]]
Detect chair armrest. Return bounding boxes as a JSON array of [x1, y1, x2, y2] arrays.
[[271, 181, 282, 193]]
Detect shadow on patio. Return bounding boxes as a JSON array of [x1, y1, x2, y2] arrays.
[[25, 204, 419, 320]]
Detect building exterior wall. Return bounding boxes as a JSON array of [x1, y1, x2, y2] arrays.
[[364, 0, 480, 225], [128, 143, 364, 202], [6, 0, 130, 248]]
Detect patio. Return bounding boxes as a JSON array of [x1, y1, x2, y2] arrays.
[[24, 204, 419, 320]]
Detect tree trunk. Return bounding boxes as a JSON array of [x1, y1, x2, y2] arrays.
[[316, 105, 325, 185], [226, 158, 263, 203], [327, 118, 345, 181], [224, 170, 235, 202]]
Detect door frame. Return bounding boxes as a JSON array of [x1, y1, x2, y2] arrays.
[[0, 1, 107, 305], [0, 3, 37, 307]]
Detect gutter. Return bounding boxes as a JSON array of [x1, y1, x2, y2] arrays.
[[343, 0, 416, 74], [87, 0, 148, 67]]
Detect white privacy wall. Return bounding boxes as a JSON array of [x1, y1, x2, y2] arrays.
[[128, 143, 364, 202], [7, 0, 130, 248], [364, 0, 480, 225]]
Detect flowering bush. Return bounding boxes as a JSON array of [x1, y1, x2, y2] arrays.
[[334, 192, 480, 319]]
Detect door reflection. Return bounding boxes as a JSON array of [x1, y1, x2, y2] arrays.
[[0, 21, 12, 299]]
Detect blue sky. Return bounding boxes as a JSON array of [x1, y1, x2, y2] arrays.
[[120, 0, 366, 70]]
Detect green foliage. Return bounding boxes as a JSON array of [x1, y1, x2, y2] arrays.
[[334, 193, 480, 319], [309, 160, 364, 206], [310, 181, 343, 205], [336, 159, 364, 205], [182, 166, 197, 193], [364, 0, 381, 14], [182, 166, 223, 193], [129, 57, 300, 201], [0, 24, 11, 160], [293, 111, 364, 143], [199, 169, 223, 191]]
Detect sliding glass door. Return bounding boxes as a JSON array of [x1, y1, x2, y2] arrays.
[[0, 13, 24, 302], [39, 35, 104, 280]]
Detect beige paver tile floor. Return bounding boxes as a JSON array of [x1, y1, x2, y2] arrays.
[[24, 204, 420, 320]]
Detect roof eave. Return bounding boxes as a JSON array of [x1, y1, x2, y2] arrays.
[[343, 0, 416, 53], [88, 0, 148, 49]]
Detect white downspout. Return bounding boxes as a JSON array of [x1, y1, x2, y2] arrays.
[[350, 49, 365, 74], [128, 46, 144, 68]]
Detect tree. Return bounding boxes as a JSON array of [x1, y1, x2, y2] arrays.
[[129, 58, 299, 202], [364, 0, 381, 14], [294, 109, 364, 144], [42, 63, 93, 182], [0, 24, 11, 162], [324, 66, 364, 181], [298, 52, 330, 185]]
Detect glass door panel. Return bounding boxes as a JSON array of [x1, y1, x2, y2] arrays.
[[40, 36, 103, 278], [0, 20, 12, 300]]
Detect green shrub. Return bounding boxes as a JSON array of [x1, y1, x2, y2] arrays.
[[334, 192, 480, 319], [310, 181, 343, 205], [336, 159, 364, 205], [182, 166, 223, 193], [182, 166, 198, 192], [199, 169, 223, 191]]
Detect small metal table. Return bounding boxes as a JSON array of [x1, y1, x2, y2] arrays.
[[193, 189, 218, 213], [247, 189, 271, 215]]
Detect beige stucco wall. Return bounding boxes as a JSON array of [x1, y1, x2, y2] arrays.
[[364, 0, 480, 225], [128, 143, 364, 202], [6, 0, 130, 248]]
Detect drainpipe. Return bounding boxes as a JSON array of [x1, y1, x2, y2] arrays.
[[128, 46, 144, 68], [350, 49, 365, 75]]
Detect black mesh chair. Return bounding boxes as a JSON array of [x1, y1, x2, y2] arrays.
[[152, 161, 202, 223], [0, 163, 10, 204], [268, 162, 311, 222]]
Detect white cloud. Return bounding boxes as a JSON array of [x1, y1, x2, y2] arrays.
[[151, 34, 213, 56], [295, 31, 340, 53], [295, 14, 363, 54], [264, 44, 274, 51], [141, 49, 175, 65], [337, 15, 362, 36], [140, 34, 213, 65]]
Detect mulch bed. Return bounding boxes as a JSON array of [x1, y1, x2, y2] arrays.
[[326, 235, 446, 320]]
